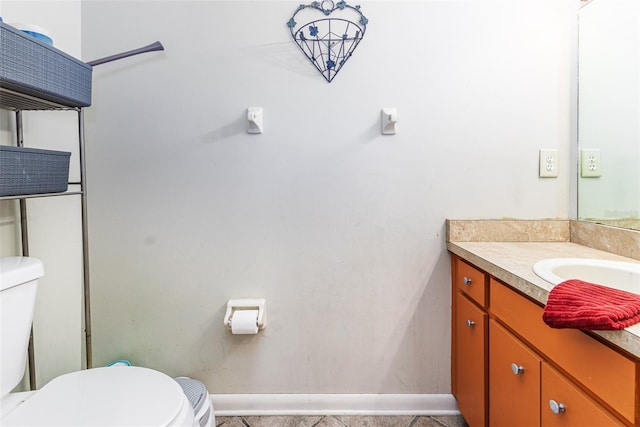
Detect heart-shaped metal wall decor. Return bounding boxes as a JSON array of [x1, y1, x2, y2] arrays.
[[287, 1, 368, 83]]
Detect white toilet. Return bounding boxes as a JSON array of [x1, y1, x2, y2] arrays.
[[0, 257, 211, 427]]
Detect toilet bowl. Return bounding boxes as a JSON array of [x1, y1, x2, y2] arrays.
[[0, 257, 212, 427], [1, 366, 196, 426]]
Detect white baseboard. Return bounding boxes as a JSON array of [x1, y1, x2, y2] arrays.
[[210, 394, 460, 417]]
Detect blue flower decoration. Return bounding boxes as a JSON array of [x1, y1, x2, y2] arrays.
[[287, 18, 296, 28], [359, 15, 368, 25], [342, 33, 348, 40], [309, 25, 319, 37], [337, 1, 346, 9], [326, 59, 336, 69]]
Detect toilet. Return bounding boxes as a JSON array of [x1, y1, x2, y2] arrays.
[[0, 256, 213, 427]]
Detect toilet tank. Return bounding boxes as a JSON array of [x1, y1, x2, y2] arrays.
[[0, 257, 44, 398]]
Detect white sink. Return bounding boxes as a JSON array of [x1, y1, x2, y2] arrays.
[[533, 258, 640, 293]]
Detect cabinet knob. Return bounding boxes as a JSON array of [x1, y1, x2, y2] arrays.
[[510, 363, 524, 375], [463, 277, 473, 285], [465, 319, 476, 328], [549, 400, 566, 414]]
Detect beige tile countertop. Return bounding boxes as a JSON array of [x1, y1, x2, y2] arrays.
[[446, 219, 640, 359]]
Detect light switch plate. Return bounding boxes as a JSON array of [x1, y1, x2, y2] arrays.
[[381, 108, 398, 135], [539, 149, 558, 178]]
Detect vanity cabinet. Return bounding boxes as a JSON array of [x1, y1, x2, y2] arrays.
[[489, 319, 541, 427], [454, 291, 488, 427], [541, 363, 624, 427], [450, 254, 637, 427], [452, 258, 488, 427], [489, 319, 623, 427]]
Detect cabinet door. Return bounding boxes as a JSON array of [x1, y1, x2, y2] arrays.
[[455, 292, 488, 427], [541, 363, 624, 427], [489, 320, 541, 427]]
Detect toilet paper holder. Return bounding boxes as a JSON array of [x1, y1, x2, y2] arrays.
[[223, 299, 267, 330]]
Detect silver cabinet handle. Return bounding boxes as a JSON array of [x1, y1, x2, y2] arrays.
[[549, 400, 566, 414], [466, 320, 476, 328], [511, 363, 524, 375], [463, 277, 473, 285]]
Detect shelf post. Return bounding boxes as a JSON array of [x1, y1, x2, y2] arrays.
[[16, 110, 37, 391], [78, 109, 93, 369]]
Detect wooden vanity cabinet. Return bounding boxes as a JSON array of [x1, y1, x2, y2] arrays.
[[489, 319, 624, 427], [455, 292, 488, 427], [456, 258, 488, 307], [489, 320, 541, 427], [541, 363, 625, 427], [450, 254, 637, 427], [452, 257, 489, 427], [490, 278, 636, 425]]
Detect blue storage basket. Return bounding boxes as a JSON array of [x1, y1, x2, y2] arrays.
[[0, 22, 92, 108], [0, 145, 71, 196]]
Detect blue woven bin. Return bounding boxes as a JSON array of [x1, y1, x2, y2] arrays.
[[0, 145, 71, 196], [0, 22, 92, 107]]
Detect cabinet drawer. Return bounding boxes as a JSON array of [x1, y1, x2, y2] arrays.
[[541, 363, 625, 427], [455, 292, 488, 427], [490, 278, 637, 424], [455, 259, 487, 307], [489, 320, 541, 427]]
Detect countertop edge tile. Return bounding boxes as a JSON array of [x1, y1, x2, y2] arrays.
[[446, 219, 570, 243], [571, 221, 640, 261]]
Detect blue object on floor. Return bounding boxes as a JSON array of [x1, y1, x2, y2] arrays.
[[107, 359, 132, 367]]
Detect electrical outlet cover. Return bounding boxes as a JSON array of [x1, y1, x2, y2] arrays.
[[539, 149, 559, 178], [580, 149, 602, 178]]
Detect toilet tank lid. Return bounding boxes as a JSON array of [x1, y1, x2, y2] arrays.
[[0, 257, 44, 291]]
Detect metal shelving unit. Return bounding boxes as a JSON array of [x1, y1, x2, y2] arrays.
[[0, 86, 93, 389], [1, 25, 163, 388]]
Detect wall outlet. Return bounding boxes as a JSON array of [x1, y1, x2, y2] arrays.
[[539, 149, 559, 178], [580, 149, 602, 178]]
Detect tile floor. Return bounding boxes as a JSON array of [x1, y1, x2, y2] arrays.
[[215, 415, 468, 427]]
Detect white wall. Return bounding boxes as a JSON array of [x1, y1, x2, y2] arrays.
[[81, 0, 575, 394], [0, 1, 85, 388]]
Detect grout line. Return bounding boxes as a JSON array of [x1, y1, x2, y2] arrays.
[[311, 415, 328, 427], [331, 415, 351, 427], [429, 417, 449, 427]]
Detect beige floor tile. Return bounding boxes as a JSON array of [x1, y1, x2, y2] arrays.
[[411, 416, 468, 427], [409, 417, 445, 427], [428, 415, 468, 427], [314, 416, 349, 427], [243, 415, 324, 427], [215, 415, 467, 427], [335, 415, 415, 426], [215, 416, 247, 427]]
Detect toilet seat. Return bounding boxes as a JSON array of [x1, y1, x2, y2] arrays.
[[1, 366, 195, 426]]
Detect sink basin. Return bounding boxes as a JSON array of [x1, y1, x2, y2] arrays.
[[533, 258, 640, 293]]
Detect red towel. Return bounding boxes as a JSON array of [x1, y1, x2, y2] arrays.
[[542, 279, 640, 330]]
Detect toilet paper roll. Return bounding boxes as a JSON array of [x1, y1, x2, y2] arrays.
[[230, 309, 259, 334]]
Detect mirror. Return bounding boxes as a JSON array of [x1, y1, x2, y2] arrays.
[[577, 0, 640, 230]]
